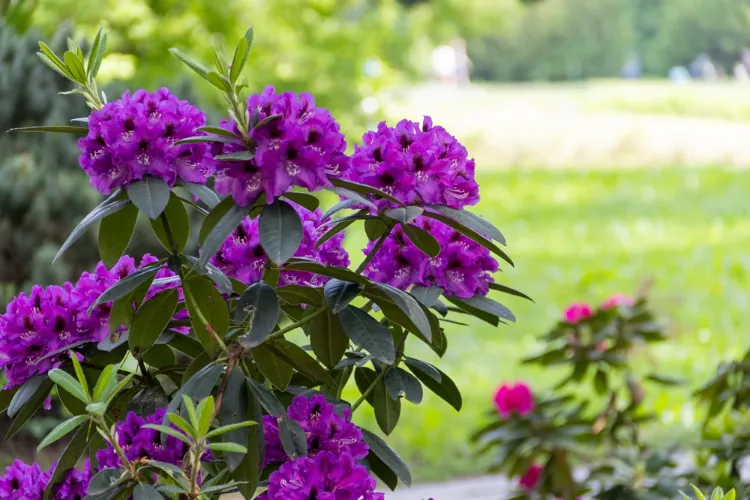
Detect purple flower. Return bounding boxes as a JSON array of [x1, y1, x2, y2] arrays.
[[263, 395, 368, 466], [346, 116, 479, 209], [211, 86, 348, 206], [0, 254, 185, 388], [96, 408, 195, 470], [210, 202, 349, 287], [363, 216, 498, 298], [0, 460, 48, 499], [259, 451, 385, 500], [78, 88, 211, 194], [49, 460, 92, 500]]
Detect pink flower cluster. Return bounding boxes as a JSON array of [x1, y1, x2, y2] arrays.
[[493, 381, 535, 419], [563, 293, 635, 325]]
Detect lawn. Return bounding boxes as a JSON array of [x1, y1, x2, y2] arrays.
[[344, 166, 750, 482]]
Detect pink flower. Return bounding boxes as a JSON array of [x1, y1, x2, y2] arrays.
[[601, 293, 634, 310], [564, 302, 593, 324], [519, 463, 543, 491], [493, 382, 535, 419]]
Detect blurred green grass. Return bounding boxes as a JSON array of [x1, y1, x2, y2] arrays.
[[342, 166, 750, 482]]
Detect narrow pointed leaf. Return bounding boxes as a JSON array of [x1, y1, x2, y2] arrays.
[[330, 178, 405, 207], [43, 422, 95, 499], [230, 37, 250, 83], [7, 378, 53, 439], [267, 340, 337, 386], [374, 380, 401, 435], [37, 415, 88, 451], [423, 210, 513, 266], [407, 362, 461, 411], [8, 125, 88, 134], [488, 283, 533, 302], [55, 196, 131, 264], [179, 181, 220, 209], [48, 369, 88, 403], [63, 51, 86, 82], [361, 428, 412, 486], [246, 376, 285, 417], [127, 177, 171, 219], [198, 203, 250, 268], [169, 48, 209, 77], [384, 206, 423, 224]]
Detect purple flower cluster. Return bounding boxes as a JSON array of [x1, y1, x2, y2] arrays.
[[260, 395, 382, 500], [96, 408, 196, 470], [211, 86, 348, 206], [346, 116, 479, 210], [363, 216, 498, 298], [263, 394, 368, 465], [78, 88, 211, 194], [259, 451, 384, 500], [0, 459, 91, 499], [0, 254, 182, 389], [210, 202, 349, 286]]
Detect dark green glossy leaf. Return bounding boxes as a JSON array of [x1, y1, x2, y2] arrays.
[[99, 202, 138, 267], [354, 366, 378, 406], [444, 296, 498, 327], [246, 375, 285, 417], [7, 124, 88, 134], [86, 468, 128, 496], [404, 357, 441, 382], [54, 194, 130, 264], [133, 483, 163, 500], [253, 345, 293, 390], [129, 290, 178, 351], [454, 295, 516, 323], [236, 282, 280, 348], [427, 205, 506, 244], [279, 416, 308, 459], [309, 310, 349, 369], [283, 192, 320, 211], [167, 334, 203, 358], [222, 368, 261, 483], [8, 376, 45, 417], [384, 206, 423, 224], [259, 200, 303, 265], [324, 185, 378, 211], [198, 203, 250, 269], [127, 176, 171, 219], [367, 449, 399, 490], [646, 373, 686, 386], [324, 279, 362, 313], [374, 379, 400, 435], [423, 210, 513, 266], [362, 428, 412, 486], [488, 282, 534, 302], [0, 386, 19, 414], [87, 265, 161, 314], [402, 224, 441, 257], [364, 217, 389, 241], [183, 277, 228, 356], [7, 377, 53, 439], [199, 195, 234, 244], [386, 367, 423, 404], [322, 198, 360, 221], [315, 219, 355, 248], [142, 344, 176, 369], [267, 340, 337, 386], [330, 178, 405, 207], [337, 306, 396, 364], [43, 421, 95, 499], [282, 261, 370, 285], [183, 256, 233, 295], [276, 285, 324, 307], [369, 283, 432, 340], [410, 286, 443, 307], [179, 181, 220, 209], [407, 362, 461, 411], [150, 194, 190, 252]]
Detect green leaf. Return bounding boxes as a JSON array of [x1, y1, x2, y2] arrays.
[[214, 150, 254, 161], [246, 375, 285, 417], [230, 36, 250, 83], [315, 219, 355, 248], [198, 202, 250, 269], [86, 263, 160, 313], [0, 386, 19, 414], [402, 224, 441, 257], [354, 366, 378, 406], [407, 362, 462, 411], [85, 402, 108, 415], [367, 450, 399, 491], [444, 296, 498, 327], [169, 334, 204, 358], [267, 340, 337, 386], [169, 48, 209, 78], [361, 428, 412, 486], [183, 278, 229, 356], [55, 194, 131, 264], [337, 306, 396, 364], [222, 367, 261, 488], [127, 176, 171, 219], [454, 295, 516, 322], [133, 483, 163, 500], [283, 192, 320, 211], [427, 205, 506, 244], [404, 357, 441, 382], [282, 261, 371, 285], [254, 113, 284, 129], [279, 417, 308, 459], [326, 186, 378, 212], [386, 367, 423, 404], [182, 395, 200, 430], [63, 50, 86, 82], [86, 468, 128, 496], [87, 27, 105, 78], [70, 352, 90, 397], [99, 202, 138, 267], [207, 71, 232, 91], [206, 421, 256, 439], [7, 125, 88, 134], [43, 422, 95, 499], [129, 290, 178, 351], [143, 424, 192, 445], [488, 283, 534, 302], [374, 379, 401, 435], [8, 376, 44, 417], [6, 376, 52, 439], [179, 181, 220, 209], [309, 310, 349, 369], [37, 414, 88, 451], [208, 442, 248, 454], [259, 200, 303, 265], [322, 198, 360, 221], [384, 206, 423, 224], [38, 41, 73, 79], [324, 279, 362, 313], [175, 135, 239, 145], [423, 210, 513, 266], [252, 345, 293, 390], [368, 283, 432, 341], [165, 363, 224, 428], [410, 286, 443, 307], [150, 194, 190, 252], [236, 282, 280, 348], [330, 178, 405, 207], [594, 369, 608, 395], [166, 412, 195, 437], [49, 368, 88, 403]]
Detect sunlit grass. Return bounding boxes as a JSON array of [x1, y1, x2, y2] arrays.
[[341, 166, 750, 482]]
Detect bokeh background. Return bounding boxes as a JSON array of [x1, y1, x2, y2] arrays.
[[3, 0, 750, 485]]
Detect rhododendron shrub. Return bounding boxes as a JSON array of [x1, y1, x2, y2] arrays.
[[473, 293, 686, 500], [2, 26, 523, 499]]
